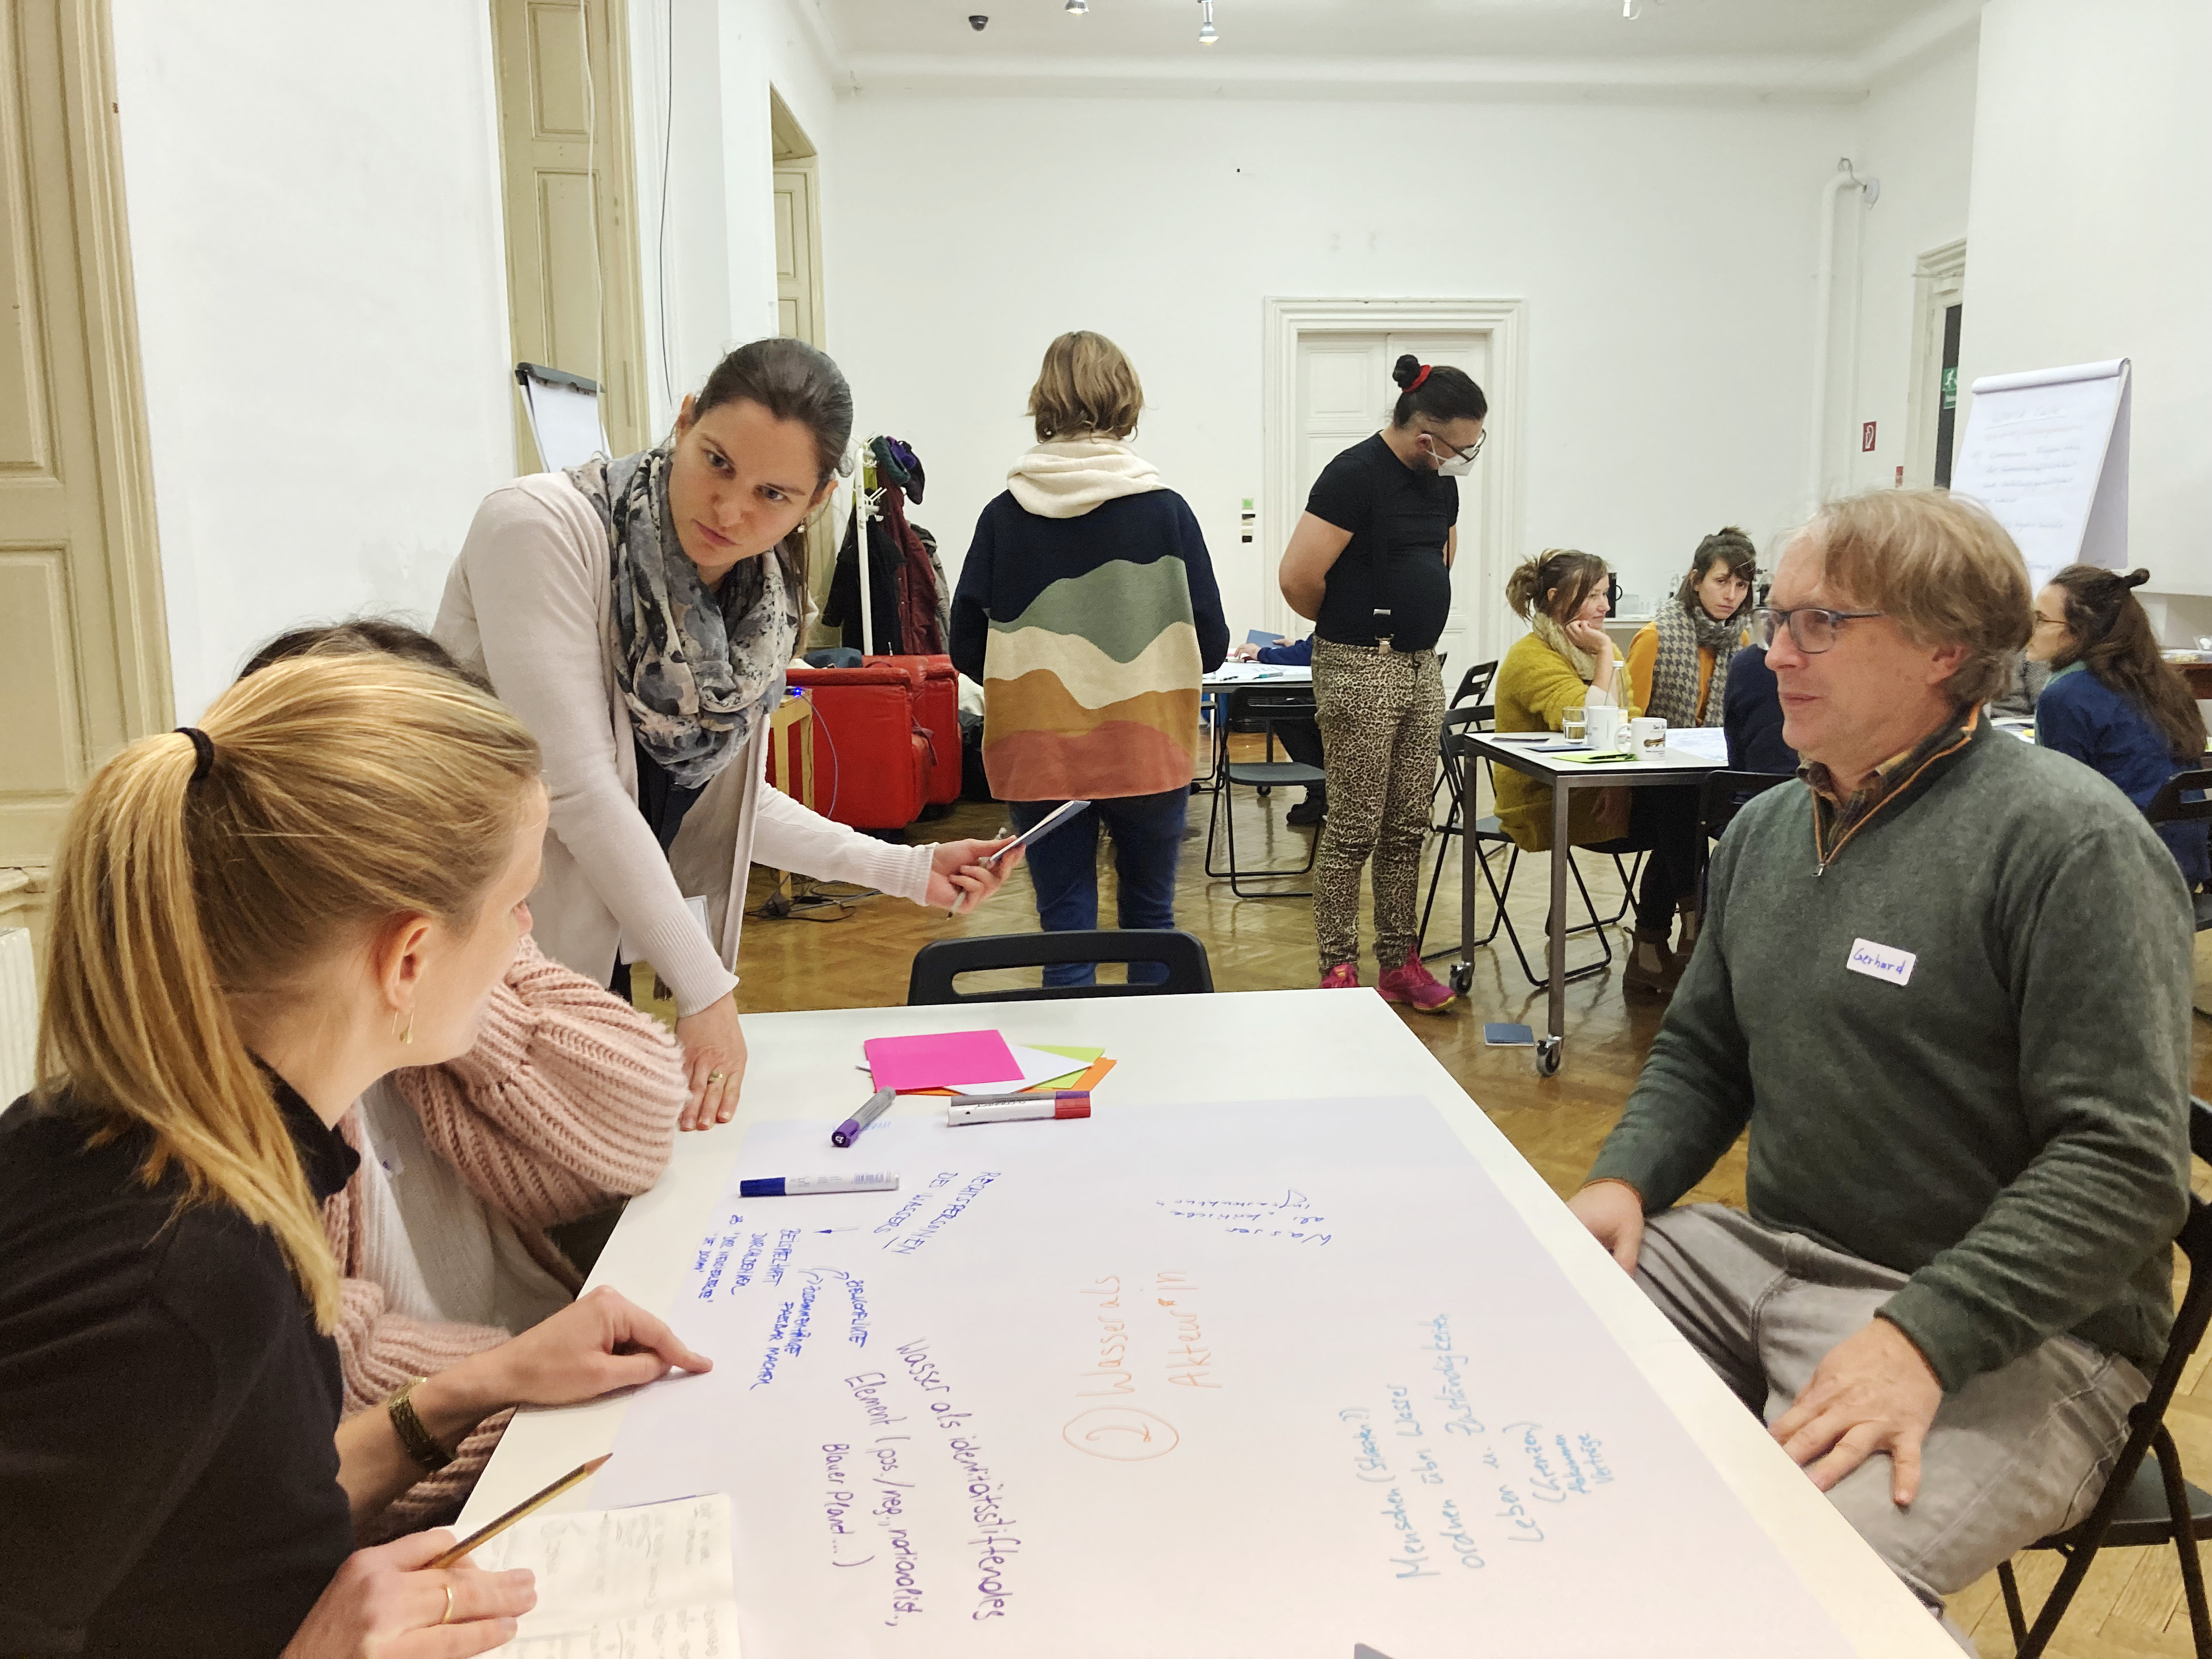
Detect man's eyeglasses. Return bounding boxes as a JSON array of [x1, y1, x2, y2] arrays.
[[1754, 606, 1886, 654]]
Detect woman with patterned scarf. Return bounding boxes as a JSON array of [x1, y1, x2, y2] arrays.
[[1626, 528, 1757, 729], [437, 340, 1021, 1131]]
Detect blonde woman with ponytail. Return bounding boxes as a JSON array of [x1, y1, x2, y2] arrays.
[[0, 655, 710, 1659]]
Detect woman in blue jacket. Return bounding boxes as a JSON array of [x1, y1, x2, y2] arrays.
[[2029, 564, 2209, 885]]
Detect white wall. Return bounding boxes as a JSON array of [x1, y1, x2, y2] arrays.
[[636, 0, 844, 431], [1838, 40, 1979, 495], [110, 2, 515, 720], [825, 94, 1856, 640], [1961, 0, 2212, 607]]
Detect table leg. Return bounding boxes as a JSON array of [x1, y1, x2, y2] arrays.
[[1547, 777, 1570, 1051], [1454, 763, 1478, 994]]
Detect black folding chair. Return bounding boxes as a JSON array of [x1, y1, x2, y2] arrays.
[[1997, 1094, 2212, 1658], [1692, 769, 1795, 914], [1203, 686, 1326, 896], [1447, 659, 1499, 711], [907, 930, 1214, 1005], [2146, 765, 2212, 932]]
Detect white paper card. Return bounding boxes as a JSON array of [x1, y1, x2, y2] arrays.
[[1846, 938, 1917, 988], [599, 1099, 1856, 1658], [470, 1493, 738, 1656]]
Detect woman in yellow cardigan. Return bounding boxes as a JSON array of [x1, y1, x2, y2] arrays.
[[1493, 549, 1703, 992], [1624, 527, 1756, 727]]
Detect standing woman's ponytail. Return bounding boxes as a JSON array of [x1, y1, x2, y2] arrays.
[[36, 656, 543, 1331]]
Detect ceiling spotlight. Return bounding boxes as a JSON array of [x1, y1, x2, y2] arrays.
[[1065, 0, 1086, 11], [1198, 0, 1217, 44]]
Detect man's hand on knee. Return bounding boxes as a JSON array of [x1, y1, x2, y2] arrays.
[[1771, 1316, 1943, 1505], [1567, 1180, 1645, 1274]]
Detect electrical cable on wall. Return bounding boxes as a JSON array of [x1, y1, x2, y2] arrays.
[[657, 0, 676, 408]]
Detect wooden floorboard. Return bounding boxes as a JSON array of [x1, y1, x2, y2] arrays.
[[677, 749, 2212, 1656]]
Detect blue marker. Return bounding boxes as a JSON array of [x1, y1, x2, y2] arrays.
[[738, 1172, 900, 1198]]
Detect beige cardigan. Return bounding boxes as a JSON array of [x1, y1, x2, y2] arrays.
[[434, 474, 934, 1014]]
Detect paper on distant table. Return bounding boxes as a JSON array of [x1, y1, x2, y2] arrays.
[[472, 1493, 737, 1656], [1664, 726, 1731, 763]]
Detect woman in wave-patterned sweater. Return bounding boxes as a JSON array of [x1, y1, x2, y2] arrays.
[[951, 331, 1228, 987]]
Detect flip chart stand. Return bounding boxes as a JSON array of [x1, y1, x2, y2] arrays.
[[1950, 358, 2131, 589]]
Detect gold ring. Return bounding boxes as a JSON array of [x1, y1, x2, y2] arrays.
[[441, 1582, 456, 1626], [707, 1069, 726, 1084]]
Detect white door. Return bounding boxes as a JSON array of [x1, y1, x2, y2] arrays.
[[1285, 330, 1492, 682]]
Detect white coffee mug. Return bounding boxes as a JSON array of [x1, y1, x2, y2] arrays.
[[1584, 704, 1627, 751], [1630, 716, 1667, 758]]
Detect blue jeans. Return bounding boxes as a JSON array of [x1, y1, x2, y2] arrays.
[[1008, 788, 1187, 988]]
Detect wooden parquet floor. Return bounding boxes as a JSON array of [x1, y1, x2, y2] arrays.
[[697, 747, 2212, 1657]]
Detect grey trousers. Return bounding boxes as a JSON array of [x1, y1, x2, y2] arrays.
[[1636, 1206, 2148, 1648]]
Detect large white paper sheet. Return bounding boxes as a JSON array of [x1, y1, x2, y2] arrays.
[[599, 1098, 1855, 1658], [470, 1494, 738, 1656], [1950, 358, 2130, 589]]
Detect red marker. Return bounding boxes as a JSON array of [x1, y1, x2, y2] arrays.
[[946, 1092, 1091, 1126]]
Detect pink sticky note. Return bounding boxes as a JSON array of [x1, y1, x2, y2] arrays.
[[865, 1030, 1020, 1093]]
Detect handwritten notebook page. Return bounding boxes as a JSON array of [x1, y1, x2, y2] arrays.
[[469, 1493, 737, 1657], [599, 1099, 1859, 1658]]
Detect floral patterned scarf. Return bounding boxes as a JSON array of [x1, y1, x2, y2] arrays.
[[567, 445, 798, 788]]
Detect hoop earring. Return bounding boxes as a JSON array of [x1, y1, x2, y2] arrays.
[[393, 1008, 413, 1045]]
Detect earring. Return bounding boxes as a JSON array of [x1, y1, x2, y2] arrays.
[[393, 1008, 414, 1045]]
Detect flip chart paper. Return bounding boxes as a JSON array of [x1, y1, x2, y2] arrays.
[[1950, 358, 2131, 589], [468, 1493, 738, 1656], [600, 1098, 1855, 1658], [863, 1030, 1019, 1092]]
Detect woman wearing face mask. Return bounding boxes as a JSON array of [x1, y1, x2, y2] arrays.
[[437, 340, 1020, 1132], [1494, 549, 1703, 992], [1278, 354, 1485, 1010], [1626, 527, 1757, 729]]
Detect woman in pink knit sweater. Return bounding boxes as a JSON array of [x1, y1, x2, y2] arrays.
[[247, 621, 691, 1536], [329, 933, 686, 1537]]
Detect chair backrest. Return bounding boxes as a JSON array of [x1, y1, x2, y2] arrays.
[[2145, 766, 2212, 826], [907, 930, 1215, 1005], [1697, 768, 1794, 840], [1436, 706, 1493, 802], [1450, 660, 1499, 710]]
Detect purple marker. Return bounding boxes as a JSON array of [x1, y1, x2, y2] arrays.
[[739, 1173, 900, 1198], [831, 1087, 896, 1148]]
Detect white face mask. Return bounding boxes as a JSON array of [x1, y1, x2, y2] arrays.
[[1421, 433, 1480, 477]]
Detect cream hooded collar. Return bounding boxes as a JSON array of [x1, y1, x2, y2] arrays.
[[1006, 437, 1165, 520]]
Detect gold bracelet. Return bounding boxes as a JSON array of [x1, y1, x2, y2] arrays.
[[387, 1376, 453, 1472]]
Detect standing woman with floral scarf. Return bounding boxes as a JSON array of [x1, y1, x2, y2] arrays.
[[1626, 527, 1757, 729], [437, 340, 1019, 1130]]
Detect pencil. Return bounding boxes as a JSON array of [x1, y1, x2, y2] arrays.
[[429, 1453, 611, 1568]]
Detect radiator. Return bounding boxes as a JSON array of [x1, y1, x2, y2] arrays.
[[0, 927, 34, 1109]]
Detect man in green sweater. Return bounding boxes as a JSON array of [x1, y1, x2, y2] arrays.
[[1572, 489, 2193, 1641]]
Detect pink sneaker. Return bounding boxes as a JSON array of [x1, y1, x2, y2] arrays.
[[1320, 962, 1361, 990], [1377, 952, 1458, 1014]]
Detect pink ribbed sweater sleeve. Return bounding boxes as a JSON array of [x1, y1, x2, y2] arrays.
[[394, 935, 685, 1231]]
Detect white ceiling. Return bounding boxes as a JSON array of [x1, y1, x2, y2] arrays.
[[819, 0, 1960, 65]]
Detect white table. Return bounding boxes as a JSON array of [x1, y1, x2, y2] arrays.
[[461, 991, 1951, 1659], [1453, 732, 1722, 1073]]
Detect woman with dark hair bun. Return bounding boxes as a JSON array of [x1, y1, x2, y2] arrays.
[[437, 340, 1022, 1129], [2028, 564, 2210, 884], [1277, 353, 1486, 1011]]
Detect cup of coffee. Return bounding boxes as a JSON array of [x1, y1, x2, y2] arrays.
[[1561, 707, 1587, 742], [1584, 704, 1627, 751], [1630, 717, 1667, 758]]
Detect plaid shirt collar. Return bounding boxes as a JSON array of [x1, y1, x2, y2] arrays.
[[1802, 706, 1978, 849]]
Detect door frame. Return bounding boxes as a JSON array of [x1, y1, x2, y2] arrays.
[[3, 0, 169, 946], [1903, 239, 1966, 490], [1261, 296, 1527, 663]]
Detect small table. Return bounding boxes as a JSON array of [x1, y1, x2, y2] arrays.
[[1452, 732, 1721, 1074]]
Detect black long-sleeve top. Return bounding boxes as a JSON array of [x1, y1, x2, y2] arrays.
[[0, 1079, 359, 1657]]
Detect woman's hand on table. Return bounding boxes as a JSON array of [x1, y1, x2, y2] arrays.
[[283, 1530, 534, 1659], [437, 1286, 713, 1420], [929, 837, 1024, 913], [1229, 642, 1262, 661], [674, 992, 747, 1129]]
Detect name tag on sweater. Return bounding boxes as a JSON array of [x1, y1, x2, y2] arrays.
[[1846, 938, 1917, 988]]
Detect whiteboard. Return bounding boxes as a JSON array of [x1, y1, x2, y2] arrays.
[[1949, 358, 2130, 590], [596, 1098, 1855, 1658]]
